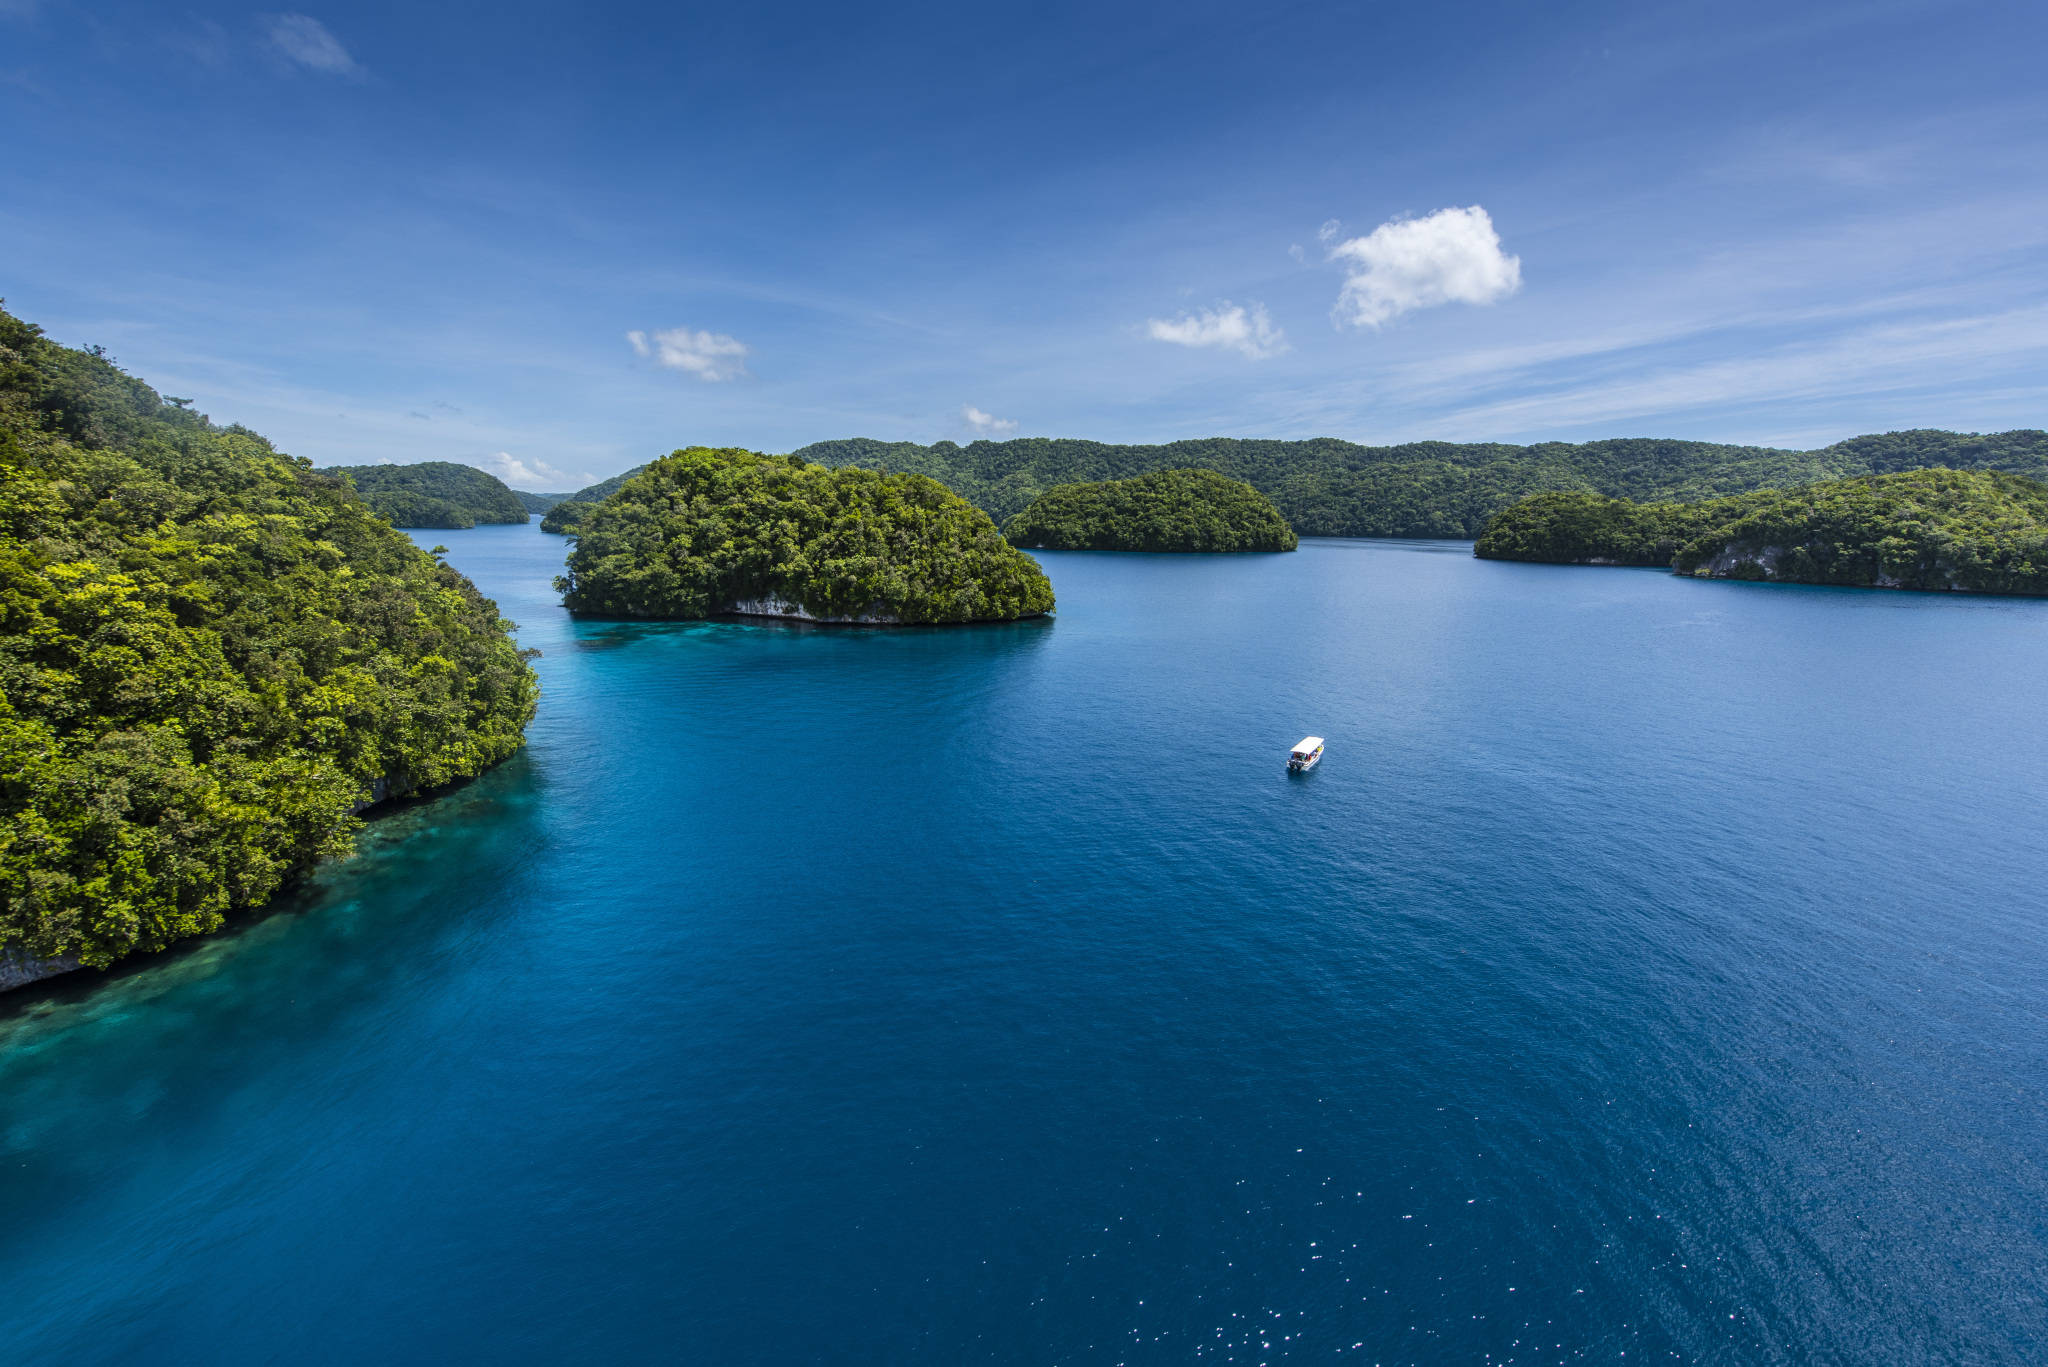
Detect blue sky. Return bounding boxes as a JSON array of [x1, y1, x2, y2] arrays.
[[3, 0, 2044, 489]]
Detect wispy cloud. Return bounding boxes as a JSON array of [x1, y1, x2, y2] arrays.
[[476, 451, 575, 490], [962, 404, 1017, 436], [264, 14, 363, 77], [168, 17, 234, 68], [627, 327, 750, 382], [1146, 302, 1288, 360], [1327, 205, 1521, 328], [1422, 304, 2048, 437]]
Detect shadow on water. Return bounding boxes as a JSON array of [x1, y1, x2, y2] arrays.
[[1303, 535, 1477, 555], [0, 751, 547, 1079], [0, 749, 554, 1281], [569, 612, 1057, 655], [0, 756, 546, 1028]]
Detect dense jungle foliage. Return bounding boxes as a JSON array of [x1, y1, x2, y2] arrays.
[[1002, 469, 1297, 551], [556, 447, 1054, 622], [540, 463, 650, 532], [0, 305, 539, 972], [1476, 469, 2048, 594], [319, 460, 530, 529], [792, 430, 2048, 538], [1472, 492, 1729, 566]]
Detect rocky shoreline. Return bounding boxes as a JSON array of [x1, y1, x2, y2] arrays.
[[725, 595, 903, 624], [0, 948, 80, 992]]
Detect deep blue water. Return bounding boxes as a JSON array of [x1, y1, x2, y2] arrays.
[[5, 525, 2048, 1365]]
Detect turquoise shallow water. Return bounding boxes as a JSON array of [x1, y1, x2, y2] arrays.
[[4, 524, 2048, 1364]]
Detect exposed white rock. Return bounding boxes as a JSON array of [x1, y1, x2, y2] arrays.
[[723, 596, 901, 624], [1691, 542, 1959, 591], [1694, 542, 1789, 578]]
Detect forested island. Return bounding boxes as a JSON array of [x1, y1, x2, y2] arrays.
[[791, 430, 2048, 539], [544, 428, 2048, 544], [1475, 468, 2048, 594], [556, 447, 1054, 622], [319, 460, 531, 528], [0, 305, 539, 989], [538, 500, 587, 533], [1002, 469, 1297, 551]]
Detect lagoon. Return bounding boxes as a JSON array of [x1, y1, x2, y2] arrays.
[[4, 525, 2047, 1363]]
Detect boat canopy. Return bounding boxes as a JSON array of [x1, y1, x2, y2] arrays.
[[1292, 736, 1324, 755]]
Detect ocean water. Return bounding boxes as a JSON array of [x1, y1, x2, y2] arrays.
[[4, 524, 2047, 1365]]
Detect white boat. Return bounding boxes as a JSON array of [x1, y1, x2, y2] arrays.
[[1287, 736, 1324, 773]]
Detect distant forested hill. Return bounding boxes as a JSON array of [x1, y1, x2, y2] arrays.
[[512, 489, 571, 514], [320, 461, 530, 528], [1476, 468, 2048, 595], [790, 431, 2048, 539], [539, 463, 650, 532]]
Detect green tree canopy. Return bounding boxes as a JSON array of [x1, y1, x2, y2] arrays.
[[1476, 468, 2048, 594], [791, 430, 2048, 538], [556, 447, 1054, 623], [0, 304, 538, 972], [1002, 468, 1297, 551]]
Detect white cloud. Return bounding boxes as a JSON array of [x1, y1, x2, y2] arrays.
[[265, 14, 362, 76], [962, 404, 1017, 436], [627, 327, 750, 382], [1145, 302, 1288, 360], [476, 451, 573, 490], [1327, 205, 1521, 328]]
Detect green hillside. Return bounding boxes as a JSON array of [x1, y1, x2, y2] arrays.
[[512, 489, 570, 514], [791, 431, 2048, 539], [539, 463, 650, 532], [0, 304, 539, 974], [320, 461, 531, 528]]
